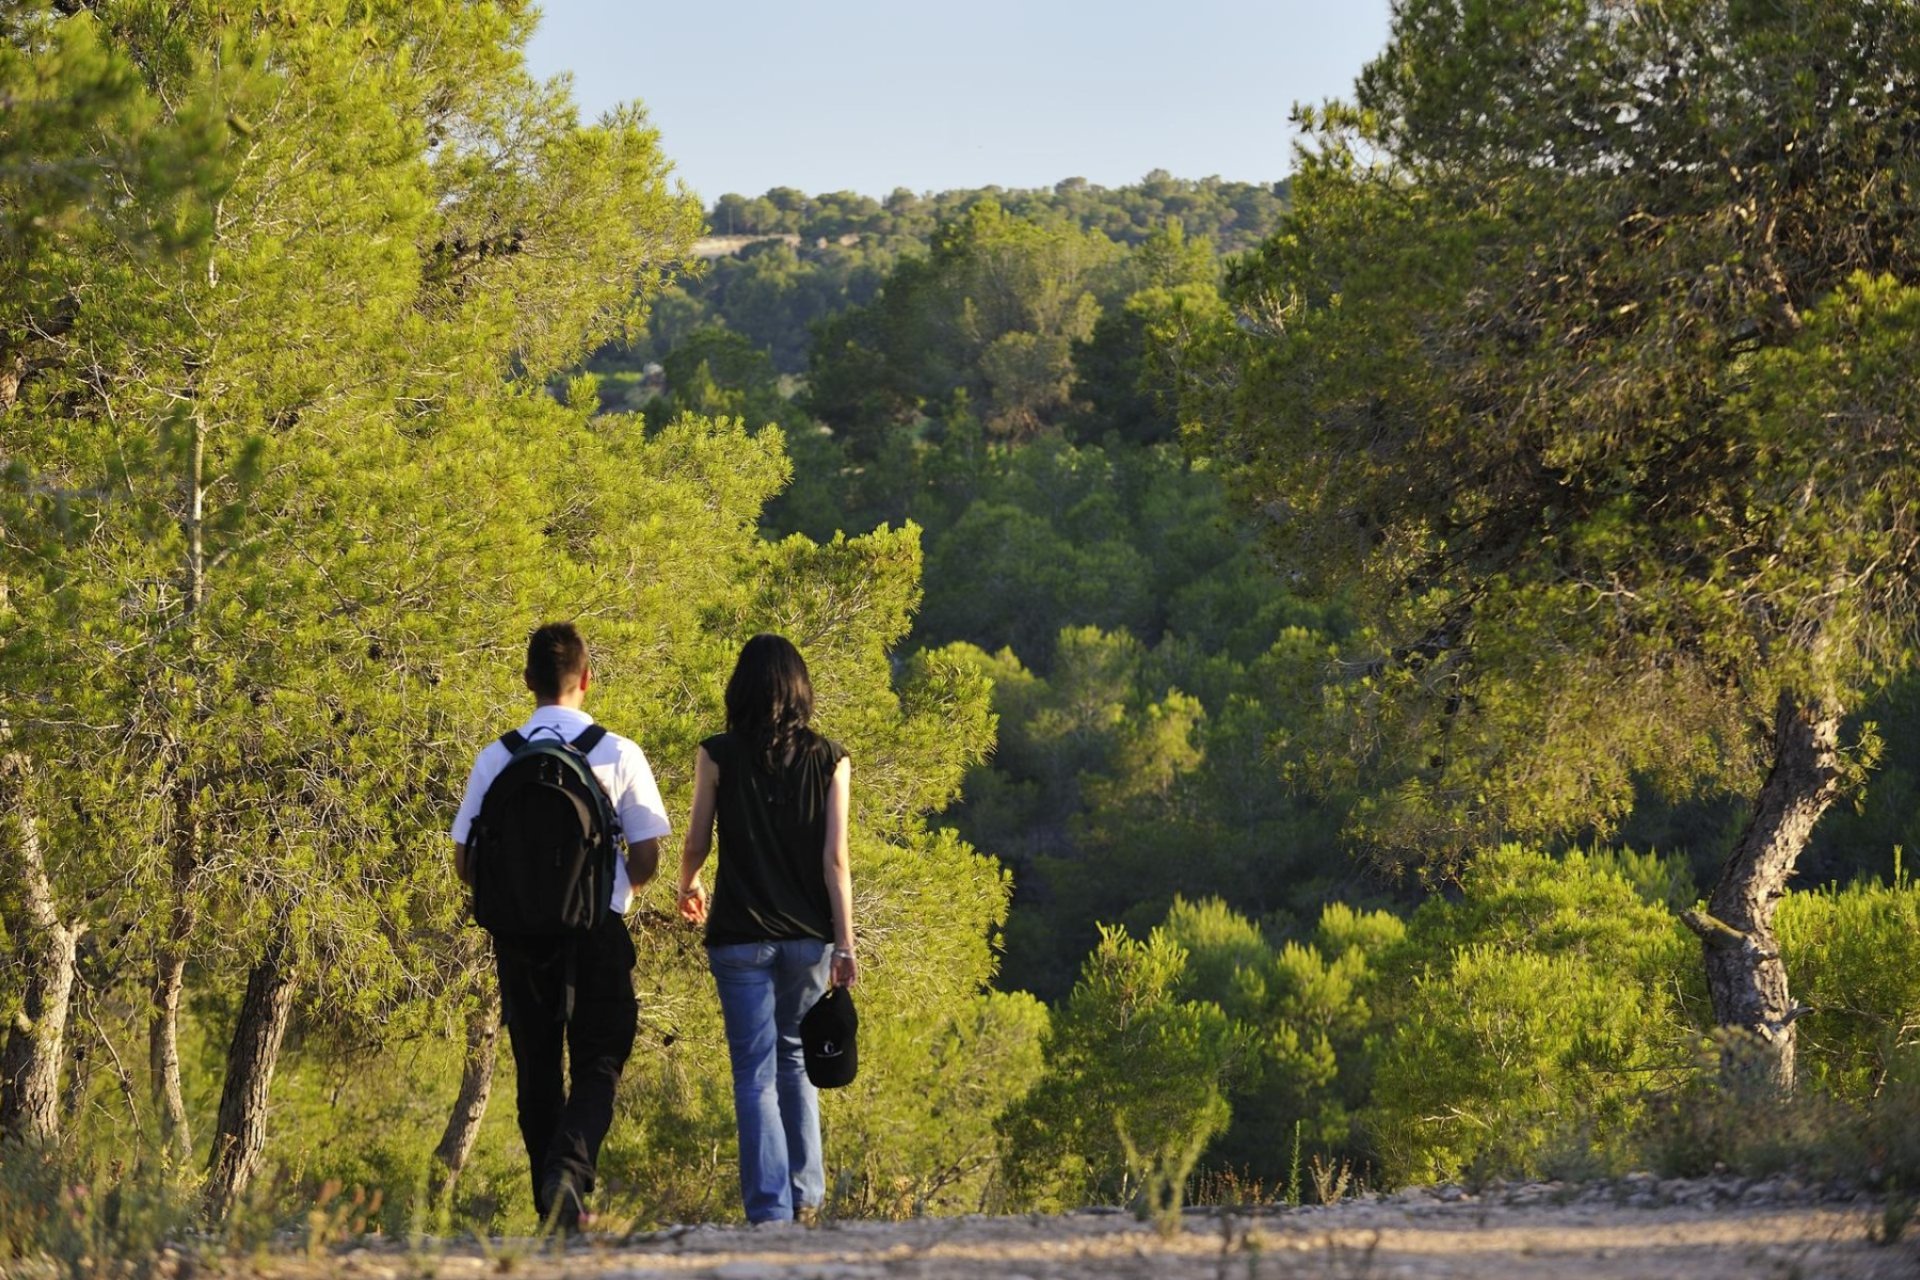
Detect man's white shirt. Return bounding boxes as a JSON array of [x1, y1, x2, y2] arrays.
[[451, 705, 671, 915]]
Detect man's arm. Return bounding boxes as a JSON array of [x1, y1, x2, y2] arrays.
[[450, 747, 497, 891], [625, 836, 661, 893], [609, 737, 673, 910]]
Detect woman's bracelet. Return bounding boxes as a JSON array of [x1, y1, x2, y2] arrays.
[[832, 946, 854, 958]]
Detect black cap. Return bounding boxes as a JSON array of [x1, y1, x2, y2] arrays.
[[799, 984, 858, 1089]]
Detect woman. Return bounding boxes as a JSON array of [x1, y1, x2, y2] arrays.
[[676, 634, 857, 1224]]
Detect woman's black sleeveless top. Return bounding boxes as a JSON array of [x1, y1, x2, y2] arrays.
[[701, 730, 847, 946]]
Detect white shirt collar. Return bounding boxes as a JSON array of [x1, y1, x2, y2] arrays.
[[519, 704, 595, 740]]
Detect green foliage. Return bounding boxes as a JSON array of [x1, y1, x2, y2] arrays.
[[1641, 1040, 1920, 1187], [0, 0, 1035, 1244], [1, 0, 708, 1074], [997, 925, 1240, 1211], [650, 239, 897, 374], [807, 200, 1123, 448], [1072, 279, 1227, 447], [997, 894, 1407, 1205], [952, 615, 1355, 999], [1868, 1050, 1920, 1187], [1777, 871, 1920, 1101], [257, 1030, 500, 1232], [1638, 1046, 1867, 1182], [0, 1145, 201, 1274], [706, 175, 1287, 251], [648, 326, 784, 424], [1162, 898, 1404, 1186], [1182, 0, 1920, 869], [1807, 676, 1920, 887], [927, 512, 1152, 661], [640, 206, 1358, 1035], [1365, 847, 1698, 1183], [600, 177, 1281, 393], [25, 0, 1920, 1238], [829, 990, 1049, 1217], [673, 204, 1364, 1023]]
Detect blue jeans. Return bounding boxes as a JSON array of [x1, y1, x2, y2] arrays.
[[707, 939, 833, 1222]]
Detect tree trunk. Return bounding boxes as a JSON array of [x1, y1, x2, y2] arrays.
[[152, 768, 199, 1163], [431, 987, 500, 1202], [0, 754, 83, 1147], [204, 935, 297, 1221], [150, 947, 193, 1162], [1682, 692, 1844, 1094], [185, 409, 205, 613], [155, 418, 208, 1164]]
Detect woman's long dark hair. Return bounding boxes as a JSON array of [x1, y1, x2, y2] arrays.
[[724, 634, 814, 772]]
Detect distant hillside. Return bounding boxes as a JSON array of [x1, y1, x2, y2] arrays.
[[703, 172, 1290, 253], [600, 174, 1290, 375]]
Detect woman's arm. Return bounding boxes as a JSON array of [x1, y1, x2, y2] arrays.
[[676, 745, 718, 924], [823, 755, 857, 987]]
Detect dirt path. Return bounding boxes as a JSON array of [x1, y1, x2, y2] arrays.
[[290, 1195, 1917, 1280]]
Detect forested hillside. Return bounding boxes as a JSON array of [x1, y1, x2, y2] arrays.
[[5, 0, 1920, 1260], [591, 83, 1920, 1199], [589, 174, 1287, 378], [598, 188, 1365, 1004]]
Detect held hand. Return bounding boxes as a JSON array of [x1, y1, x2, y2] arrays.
[[830, 947, 858, 989], [677, 880, 708, 925]]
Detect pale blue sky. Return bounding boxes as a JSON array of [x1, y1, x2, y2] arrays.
[[523, 1, 1395, 203]]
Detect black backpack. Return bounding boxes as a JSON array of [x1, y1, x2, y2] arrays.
[[468, 726, 622, 940]]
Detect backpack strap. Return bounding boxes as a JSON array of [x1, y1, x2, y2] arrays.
[[570, 724, 609, 755], [500, 730, 528, 753]]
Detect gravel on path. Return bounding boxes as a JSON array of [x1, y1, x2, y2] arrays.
[[279, 1189, 1918, 1280]]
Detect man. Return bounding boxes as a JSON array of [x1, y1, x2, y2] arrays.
[[452, 622, 670, 1230]]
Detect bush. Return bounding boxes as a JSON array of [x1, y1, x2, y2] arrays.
[[0, 1144, 206, 1275], [826, 991, 1049, 1217], [1634, 872, 1920, 1185], [1867, 1047, 1920, 1185], [1777, 871, 1920, 1100], [1364, 846, 1697, 1183], [1638, 1038, 1866, 1180], [1372, 945, 1684, 1183], [1160, 897, 1403, 1186], [996, 925, 1241, 1211]]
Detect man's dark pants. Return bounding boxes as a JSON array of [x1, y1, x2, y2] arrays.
[[494, 915, 637, 1213]]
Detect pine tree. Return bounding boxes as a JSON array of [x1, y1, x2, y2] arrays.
[[1184, 0, 1920, 1092]]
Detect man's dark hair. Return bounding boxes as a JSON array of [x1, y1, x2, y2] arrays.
[[725, 633, 815, 771], [525, 622, 589, 700]]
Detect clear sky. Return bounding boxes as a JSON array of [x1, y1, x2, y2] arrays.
[[522, 1, 1395, 204]]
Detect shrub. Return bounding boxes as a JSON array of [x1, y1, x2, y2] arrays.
[[1777, 871, 1920, 1100], [996, 925, 1241, 1211], [1867, 1047, 1920, 1185], [1639, 1037, 1867, 1179], [1364, 846, 1696, 1183], [0, 1144, 205, 1274], [1160, 896, 1404, 1185], [827, 990, 1049, 1217]]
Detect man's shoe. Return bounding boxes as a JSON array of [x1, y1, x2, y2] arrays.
[[796, 1204, 822, 1228], [541, 1174, 587, 1236]]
